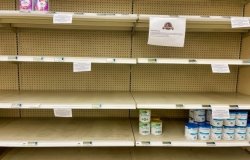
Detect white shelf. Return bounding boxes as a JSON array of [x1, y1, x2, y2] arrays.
[[0, 118, 134, 147], [0, 11, 137, 31], [1, 148, 250, 160], [138, 58, 250, 65], [137, 15, 249, 32], [132, 92, 250, 109], [132, 120, 250, 147], [0, 55, 136, 64], [0, 11, 249, 32], [0, 91, 136, 109]]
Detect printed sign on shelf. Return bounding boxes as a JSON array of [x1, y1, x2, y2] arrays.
[[53, 108, 73, 117], [53, 13, 73, 24], [211, 64, 230, 73], [73, 61, 91, 72], [211, 106, 230, 119], [148, 17, 186, 47], [231, 17, 250, 28]]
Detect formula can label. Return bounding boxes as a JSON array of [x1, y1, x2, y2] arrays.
[[210, 119, 223, 127], [198, 127, 210, 141], [206, 110, 212, 122], [19, 0, 33, 11], [235, 127, 246, 140], [35, 0, 49, 11], [224, 119, 236, 127], [139, 122, 150, 135], [151, 121, 162, 136], [185, 126, 198, 140], [236, 119, 247, 127], [223, 127, 235, 140], [211, 127, 222, 141], [194, 110, 206, 123], [139, 110, 151, 123]]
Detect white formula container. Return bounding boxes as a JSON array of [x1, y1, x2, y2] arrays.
[[236, 111, 248, 127], [151, 120, 162, 136], [185, 123, 198, 140], [194, 110, 206, 123], [210, 119, 223, 127], [139, 122, 150, 135], [198, 123, 211, 140], [206, 110, 212, 122], [211, 126, 222, 141], [235, 126, 247, 140], [223, 126, 235, 140], [224, 111, 236, 127], [139, 110, 151, 123]]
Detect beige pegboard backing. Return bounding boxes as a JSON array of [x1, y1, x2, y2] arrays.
[[131, 65, 238, 92], [18, 29, 131, 58], [244, 2, 250, 16], [20, 109, 129, 118], [0, 31, 17, 55], [19, 63, 130, 91], [49, 0, 132, 14], [132, 32, 241, 59], [130, 110, 188, 119], [0, 64, 18, 90], [0, 109, 19, 118], [134, 0, 243, 16], [0, 1, 15, 10]]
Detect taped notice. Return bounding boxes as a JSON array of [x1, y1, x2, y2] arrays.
[[53, 13, 73, 24], [231, 17, 250, 28], [73, 61, 91, 72], [211, 107, 230, 119], [148, 17, 186, 47], [211, 64, 230, 73], [54, 108, 72, 117]]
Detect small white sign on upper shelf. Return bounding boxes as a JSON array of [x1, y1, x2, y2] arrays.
[[73, 61, 91, 72], [54, 108, 72, 117], [231, 17, 250, 28], [53, 13, 73, 24], [148, 17, 186, 47], [211, 64, 230, 73]]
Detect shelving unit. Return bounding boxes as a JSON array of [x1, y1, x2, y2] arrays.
[[0, 0, 250, 159]]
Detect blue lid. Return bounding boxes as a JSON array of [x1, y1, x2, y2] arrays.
[[247, 121, 250, 127], [186, 122, 198, 128], [229, 110, 237, 114], [199, 123, 210, 128], [236, 111, 248, 114], [223, 126, 235, 129]]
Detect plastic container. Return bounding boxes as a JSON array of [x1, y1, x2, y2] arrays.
[[139, 110, 151, 123], [222, 126, 235, 140], [185, 123, 198, 140], [19, 0, 33, 11], [34, 0, 49, 11], [247, 121, 250, 140], [211, 126, 222, 141], [193, 110, 206, 123], [139, 122, 150, 135], [235, 126, 246, 140], [224, 111, 236, 127], [236, 111, 248, 127], [151, 120, 162, 136], [198, 123, 210, 140], [206, 110, 212, 122], [210, 119, 223, 127]]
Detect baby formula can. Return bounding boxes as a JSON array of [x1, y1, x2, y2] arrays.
[[19, 0, 33, 11], [139, 122, 150, 135], [151, 120, 162, 136], [194, 110, 206, 123], [224, 111, 236, 127], [198, 123, 211, 140], [185, 123, 198, 140], [35, 0, 49, 11], [247, 122, 250, 140], [211, 126, 222, 141], [223, 126, 235, 140], [210, 119, 223, 127], [206, 110, 212, 122], [235, 126, 246, 140], [139, 110, 151, 123], [236, 111, 248, 127]]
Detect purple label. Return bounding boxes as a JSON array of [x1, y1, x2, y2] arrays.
[[35, 0, 49, 11], [19, 0, 33, 11]]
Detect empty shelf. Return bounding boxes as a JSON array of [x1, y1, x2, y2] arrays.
[[0, 91, 136, 109], [0, 118, 134, 147], [137, 58, 250, 65], [132, 120, 250, 147], [0, 55, 136, 64], [1, 147, 249, 160], [137, 15, 249, 32], [132, 92, 250, 109]]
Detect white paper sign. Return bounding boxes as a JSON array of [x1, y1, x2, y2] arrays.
[[211, 64, 230, 73], [53, 14, 73, 24], [148, 17, 186, 47], [54, 108, 72, 117], [73, 61, 91, 72], [212, 108, 230, 119], [231, 17, 250, 28]]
